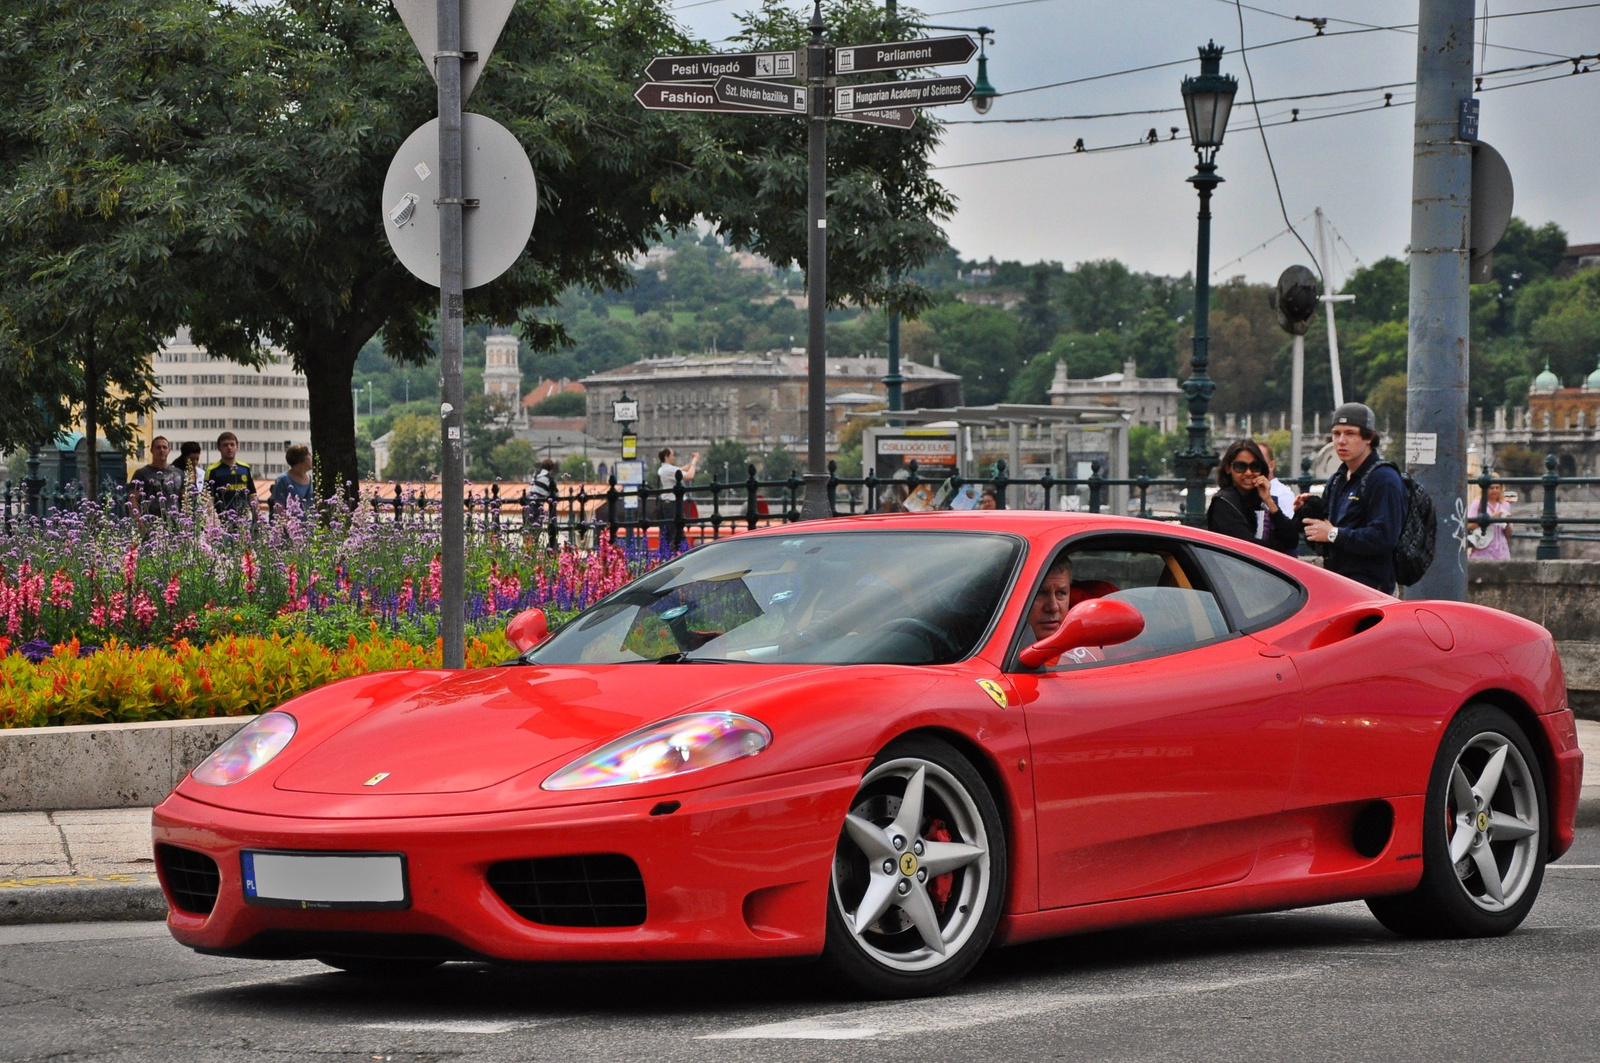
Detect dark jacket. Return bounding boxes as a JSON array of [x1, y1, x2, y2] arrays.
[[1322, 451, 1405, 593], [1207, 485, 1298, 554]]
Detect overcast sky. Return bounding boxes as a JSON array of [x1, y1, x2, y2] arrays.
[[671, 0, 1600, 287]]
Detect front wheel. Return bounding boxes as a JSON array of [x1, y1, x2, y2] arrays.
[[822, 736, 1006, 998], [1367, 703, 1548, 937]]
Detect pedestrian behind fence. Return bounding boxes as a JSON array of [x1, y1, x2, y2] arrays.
[[269, 444, 315, 519], [1296, 402, 1406, 594], [129, 435, 183, 517], [1468, 480, 1513, 561], [529, 458, 557, 522], [1208, 439, 1298, 554], [205, 431, 257, 523]]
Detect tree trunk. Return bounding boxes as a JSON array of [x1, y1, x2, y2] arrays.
[[82, 335, 99, 503], [303, 342, 361, 506]]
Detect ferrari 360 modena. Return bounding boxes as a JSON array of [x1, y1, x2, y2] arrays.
[[152, 512, 1584, 997]]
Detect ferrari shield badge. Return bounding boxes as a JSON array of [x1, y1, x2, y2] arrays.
[[364, 772, 391, 787], [976, 679, 1008, 709]]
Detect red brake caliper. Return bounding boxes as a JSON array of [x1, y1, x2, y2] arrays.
[[926, 819, 954, 908]]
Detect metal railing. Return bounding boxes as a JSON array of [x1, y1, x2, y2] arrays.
[[5, 453, 1598, 556]]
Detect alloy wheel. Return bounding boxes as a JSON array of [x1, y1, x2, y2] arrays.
[[1445, 731, 1541, 912], [830, 757, 992, 972]]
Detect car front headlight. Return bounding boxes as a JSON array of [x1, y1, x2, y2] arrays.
[[542, 712, 772, 791], [191, 712, 297, 786]]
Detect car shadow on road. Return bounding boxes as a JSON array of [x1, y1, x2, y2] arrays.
[[184, 904, 1402, 1022]]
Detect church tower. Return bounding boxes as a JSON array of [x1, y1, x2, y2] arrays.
[[483, 331, 523, 421]]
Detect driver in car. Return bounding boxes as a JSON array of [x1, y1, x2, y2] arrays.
[[1026, 555, 1109, 666]]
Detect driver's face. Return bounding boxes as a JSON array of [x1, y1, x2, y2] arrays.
[[1028, 565, 1073, 641]]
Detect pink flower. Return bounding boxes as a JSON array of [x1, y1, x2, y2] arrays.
[[132, 592, 158, 627], [241, 550, 257, 594], [426, 555, 442, 604], [48, 568, 74, 609], [121, 545, 139, 585], [163, 573, 181, 608]]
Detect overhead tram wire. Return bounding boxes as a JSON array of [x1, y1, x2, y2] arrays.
[[944, 51, 1595, 125], [1210, 213, 1312, 277], [1212, 0, 1587, 60], [931, 64, 1595, 170], [1235, 0, 1320, 275]]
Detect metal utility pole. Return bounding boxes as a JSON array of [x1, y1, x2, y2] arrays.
[[1406, 0, 1475, 600], [437, 0, 467, 666], [1290, 333, 1304, 471], [800, 1, 833, 518], [1315, 208, 1350, 407], [883, 0, 904, 423]]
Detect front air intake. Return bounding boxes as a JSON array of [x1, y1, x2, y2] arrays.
[[487, 854, 646, 928], [157, 844, 221, 914]]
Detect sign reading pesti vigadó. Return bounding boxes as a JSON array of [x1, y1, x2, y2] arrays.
[[714, 76, 807, 113], [834, 75, 973, 113], [832, 35, 976, 75], [644, 50, 798, 82]]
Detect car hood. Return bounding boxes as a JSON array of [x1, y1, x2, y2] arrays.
[[272, 663, 825, 796]]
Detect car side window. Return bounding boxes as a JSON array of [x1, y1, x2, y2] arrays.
[[1023, 541, 1233, 671], [1191, 547, 1305, 633]]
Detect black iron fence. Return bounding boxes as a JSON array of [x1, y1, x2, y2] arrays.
[[4, 454, 1598, 557]]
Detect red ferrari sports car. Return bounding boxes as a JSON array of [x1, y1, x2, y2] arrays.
[[153, 512, 1584, 997]]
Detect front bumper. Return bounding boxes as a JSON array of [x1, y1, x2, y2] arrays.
[[153, 761, 865, 962]]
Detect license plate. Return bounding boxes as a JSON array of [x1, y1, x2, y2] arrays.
[[240, 850, 410, 910]]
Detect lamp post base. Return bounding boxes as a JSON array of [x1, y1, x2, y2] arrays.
[[799, 472, 834, 520]]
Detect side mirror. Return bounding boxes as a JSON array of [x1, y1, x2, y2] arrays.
[[1018, 598, 1144, 669], [506, 607, 549, 653]]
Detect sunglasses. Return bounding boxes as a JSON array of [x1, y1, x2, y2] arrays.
[[1230, 460, 1266, 474]]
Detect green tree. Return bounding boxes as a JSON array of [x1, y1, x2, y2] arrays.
[[1345, 320, 1409, 398], [528, 391, 587, 417], [1341, 257, 1409, 325], [704, 438, 752, 484], [1516, 270, 1600, 385], [559, 453, 595, 481], [0, 0, 233, 491], [1128, 426, 1181, 477], [385, 414, 438, 481], [921, 302, 1020, 405], [761, 443, 799, 482], [464, 393, 518, 480], [486, 439, 536, 481]]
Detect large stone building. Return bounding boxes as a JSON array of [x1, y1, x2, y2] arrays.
[[1473, 359, 1600, 477], [151, 329, 311, 477], [581, 351, 962, 457], [1047, 358, 1182, 432]]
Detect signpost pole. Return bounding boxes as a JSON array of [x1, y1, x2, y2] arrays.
[[801, 0, 832, 518], [884, 0, 903, 425], [437, 0, 467, 666]]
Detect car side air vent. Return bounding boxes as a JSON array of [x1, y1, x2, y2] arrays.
[[487, 854, 646, 928], [1353, 614, 1382, 635], [157, 844, 221, 914], [1306, 609, 1385, 650]]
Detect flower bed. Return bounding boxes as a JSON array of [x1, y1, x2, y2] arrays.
[[0, 630, 515, 729], [0, 498, 676, 649]]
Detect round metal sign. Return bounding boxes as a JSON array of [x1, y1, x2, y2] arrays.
[[1470, 141, 1513, 258], [382, 113, 537, 289]]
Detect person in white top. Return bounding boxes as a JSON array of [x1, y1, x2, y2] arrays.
[[1256, 439, 1298, 516], [656, 447, 699, 488]]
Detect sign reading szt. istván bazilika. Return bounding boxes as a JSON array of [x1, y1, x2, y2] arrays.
[[714, 76, 807, 113]]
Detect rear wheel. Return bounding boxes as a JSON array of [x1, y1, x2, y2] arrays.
[[1367, 704, 1547, 937], [822, 736, 1006, 998]]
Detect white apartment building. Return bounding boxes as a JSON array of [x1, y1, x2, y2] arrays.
[[151, 329, 312, 477]]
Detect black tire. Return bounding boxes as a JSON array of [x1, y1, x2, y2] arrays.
[[1367, 703, 1548, 938], [821, 735, 1007, 998], [317, 956, 446, 977]]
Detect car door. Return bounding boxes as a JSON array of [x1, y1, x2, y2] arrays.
[[1014, 534, 1306, 910]]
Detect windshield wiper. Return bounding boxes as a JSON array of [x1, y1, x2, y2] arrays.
[[648, 652, 735, 664]]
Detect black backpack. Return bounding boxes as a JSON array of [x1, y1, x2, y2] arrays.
[[1376, 460, 1436, 586]]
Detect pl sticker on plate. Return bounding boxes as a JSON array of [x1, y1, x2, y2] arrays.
[[976, 679, 1009, 708]]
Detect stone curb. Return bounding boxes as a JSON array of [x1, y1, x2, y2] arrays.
[[0, 873, 167, 925]]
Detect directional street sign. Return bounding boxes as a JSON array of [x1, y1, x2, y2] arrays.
[[835, 107, 918, 129], [392, 0, 517, 103], [715, 76, 807, 113], [832, 35, 976, 75], [834, 75, 973, 114], [644, 50, 798, 83], [382, 113, 537, 289], [635, 82, 777, 113]]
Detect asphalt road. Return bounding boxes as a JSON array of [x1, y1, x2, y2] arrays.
[[5, 827, 1599, 1063]]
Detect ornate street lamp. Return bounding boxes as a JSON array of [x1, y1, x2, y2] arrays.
[[1175, 40, 1238, 526], [969, 29, 998, 115]]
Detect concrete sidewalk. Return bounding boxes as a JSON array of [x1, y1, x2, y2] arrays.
[[3, 723, 1598, 926]]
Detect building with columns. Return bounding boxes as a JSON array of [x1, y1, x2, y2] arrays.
[[581, 350, 962, 459], [1470, 358, 1600, 477], [1047, 358, 1182, 432]]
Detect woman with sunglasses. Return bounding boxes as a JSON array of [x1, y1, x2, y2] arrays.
[[1207, 439, 1298, 553]]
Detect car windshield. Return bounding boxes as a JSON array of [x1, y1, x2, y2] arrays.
[[527, 531, 1021, 666]]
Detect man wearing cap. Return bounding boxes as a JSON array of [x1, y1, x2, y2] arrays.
[[1296, 402, 1406, 594]]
